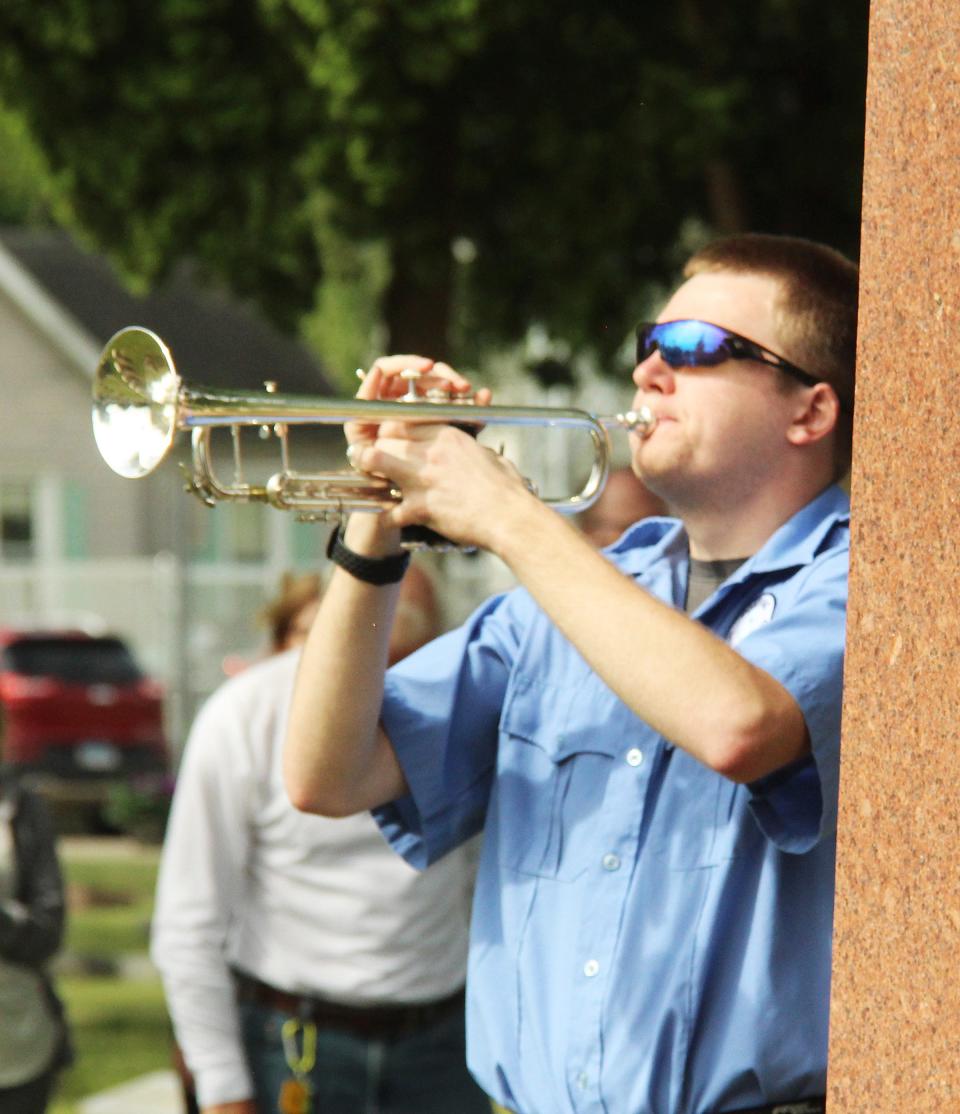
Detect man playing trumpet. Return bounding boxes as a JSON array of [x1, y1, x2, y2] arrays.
[[284, 233, 857, 1114]]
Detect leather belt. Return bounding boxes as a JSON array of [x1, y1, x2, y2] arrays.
[[232, 969, 466, 1042]]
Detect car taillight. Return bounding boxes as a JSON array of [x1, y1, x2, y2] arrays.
[[135, 679, 165, 700], [0, 674, 59, 700]]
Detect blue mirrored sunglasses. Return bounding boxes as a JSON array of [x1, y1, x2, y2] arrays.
[[635, 319, 821, 391]]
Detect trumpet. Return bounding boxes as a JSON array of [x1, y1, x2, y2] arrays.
[[92, 326, 655, 542]]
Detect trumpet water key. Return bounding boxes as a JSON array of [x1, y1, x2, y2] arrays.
[[92, 326, 656, 546]]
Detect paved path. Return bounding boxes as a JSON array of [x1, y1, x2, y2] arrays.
[[77, 1071, 180, 1114]]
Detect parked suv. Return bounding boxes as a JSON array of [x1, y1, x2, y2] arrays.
[[0, 629, 168, 809]]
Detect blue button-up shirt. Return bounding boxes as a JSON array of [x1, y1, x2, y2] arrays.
[[375, 485, 849, 1114]]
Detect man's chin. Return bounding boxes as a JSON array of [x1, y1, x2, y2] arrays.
[[633, 453, 687, 505]]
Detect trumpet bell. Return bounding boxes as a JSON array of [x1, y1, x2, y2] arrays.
[[93, 327, 181, 479]]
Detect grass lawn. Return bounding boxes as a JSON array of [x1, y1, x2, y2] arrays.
[[49, 839, 175, 1114], [63, 851, 159, 957], [49, 977, 173, 1114]]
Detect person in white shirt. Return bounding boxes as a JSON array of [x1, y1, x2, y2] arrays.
[[151, 567, 487, 1114]]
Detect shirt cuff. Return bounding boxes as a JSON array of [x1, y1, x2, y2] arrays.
[[748, 756, 823, 853], [193, 1055, 255, 1109], [737, 643, 841, 851]]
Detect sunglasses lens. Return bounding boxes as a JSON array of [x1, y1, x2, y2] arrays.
[[635, 325, 655, 364], [636, 321, 731, 368]]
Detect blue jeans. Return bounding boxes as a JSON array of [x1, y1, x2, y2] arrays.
[[238, 996, 490, 1114]]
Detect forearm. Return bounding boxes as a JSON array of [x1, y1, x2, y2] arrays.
[[490, 495, 808, 781], [151, 748, 254, 1108], [284, 514, 408, 815], [157, 962, 253, 1107]]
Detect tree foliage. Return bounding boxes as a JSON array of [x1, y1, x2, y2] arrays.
[[0, 0, 869, 378], [0, 103, 60, 224]]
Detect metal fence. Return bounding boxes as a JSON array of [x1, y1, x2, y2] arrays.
[[0, 550, 508, 760], [0, 556, 277, 752]]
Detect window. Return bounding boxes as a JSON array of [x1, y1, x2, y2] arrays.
[[2, 636, 143, 684], [185, 500, 267, 563], [0, 480, 34, 560], [227, 504, 267, 563]]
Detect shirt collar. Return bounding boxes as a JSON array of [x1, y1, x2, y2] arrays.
[[744, 483, 850, 576], [608, 484, 850, 580]]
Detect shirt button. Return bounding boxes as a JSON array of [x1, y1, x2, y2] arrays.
[[583, 959, 600, 977], [626, 747, 644, 767], [602, 853, 621, 871], [576, 1072, 589, 1090]]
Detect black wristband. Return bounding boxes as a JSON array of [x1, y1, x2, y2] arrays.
[[326, 525, 410, 585]]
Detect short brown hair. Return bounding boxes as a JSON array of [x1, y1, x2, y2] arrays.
[[684, 233, 859, 477]]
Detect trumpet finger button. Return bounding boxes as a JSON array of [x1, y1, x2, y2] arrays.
[[400, 368, 421, 401]]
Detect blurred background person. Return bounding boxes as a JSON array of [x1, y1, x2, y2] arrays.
[[0, 763, 72, 1113], [260, 564, 438, 664], [152, 561, 486, 1114], [258, 572, 323, 656], [577, 466, 668, 548]]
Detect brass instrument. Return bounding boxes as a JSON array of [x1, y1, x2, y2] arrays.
[[92, 326, 655, 541]]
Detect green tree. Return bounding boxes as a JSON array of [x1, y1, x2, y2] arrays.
[[0, 102, 59, 224], [0, 0, 868, 384]]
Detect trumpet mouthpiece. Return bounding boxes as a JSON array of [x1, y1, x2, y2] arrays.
[[616, 407, 657, 437]]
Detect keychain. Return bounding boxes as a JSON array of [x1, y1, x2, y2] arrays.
[[278, 1017, 317, 1114]]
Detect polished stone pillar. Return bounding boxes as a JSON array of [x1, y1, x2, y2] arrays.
[[827, 1, 960, 1107]]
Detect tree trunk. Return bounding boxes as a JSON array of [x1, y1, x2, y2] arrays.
[[382, 240, 455, 360], [678, 0, 748, 235], [704, 158, 747, 233]]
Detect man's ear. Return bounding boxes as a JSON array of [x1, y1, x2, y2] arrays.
[[785, 383, 840, 448]]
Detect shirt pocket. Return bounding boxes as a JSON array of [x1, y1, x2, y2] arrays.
[[494, 677, 626, 882]]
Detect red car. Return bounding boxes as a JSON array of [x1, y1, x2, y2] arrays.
[[0, 629, 168, 809]]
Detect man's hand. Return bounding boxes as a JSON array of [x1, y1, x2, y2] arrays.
[[344, 354, 486, 460], [366, 421, 534, 552], [345, 354, 534, 553]]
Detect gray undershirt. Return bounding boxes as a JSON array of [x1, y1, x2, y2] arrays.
[[685, 556, 747, 614]]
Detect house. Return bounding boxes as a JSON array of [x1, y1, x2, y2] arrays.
[[0, 225, 342, 562], [0, 226, 348, 741]]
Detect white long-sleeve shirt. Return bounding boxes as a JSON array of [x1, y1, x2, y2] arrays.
[[150, 649, 476, 1109]]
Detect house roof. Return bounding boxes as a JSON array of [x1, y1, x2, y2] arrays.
[[0, 226, 335, 396]]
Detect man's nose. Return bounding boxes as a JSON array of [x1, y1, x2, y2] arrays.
[[632, 350, 676, 393]]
